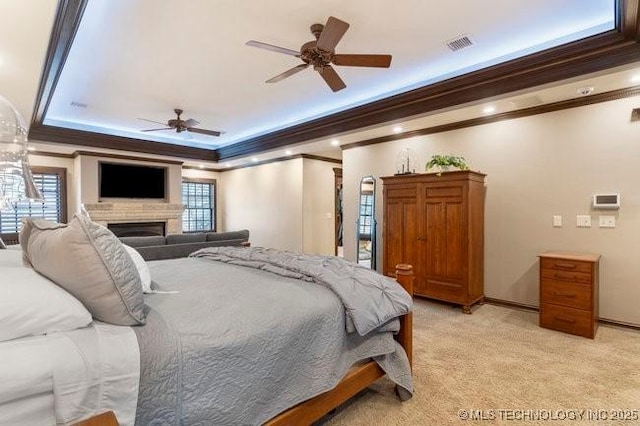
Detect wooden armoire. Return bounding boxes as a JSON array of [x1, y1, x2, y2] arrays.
[[382, 171, 486, 313]]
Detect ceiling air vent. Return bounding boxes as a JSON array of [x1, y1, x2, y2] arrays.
[[70, 101, 88, 108], [446, 35, 474, 52], [509, 96, 543, 109]]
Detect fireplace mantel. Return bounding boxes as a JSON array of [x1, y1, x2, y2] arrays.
[[83, 202, 185, 234]]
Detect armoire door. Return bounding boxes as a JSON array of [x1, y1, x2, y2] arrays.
[[422, 183, 468, 302], [383, 188, 422, 290]]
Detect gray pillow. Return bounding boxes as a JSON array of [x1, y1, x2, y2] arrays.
[[20, 214, 146, 326]]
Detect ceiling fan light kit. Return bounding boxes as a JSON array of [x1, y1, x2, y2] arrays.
[[247, 16, 392, 92]]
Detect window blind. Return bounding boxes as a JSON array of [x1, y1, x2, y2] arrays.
[[0, 172, 63, 233]]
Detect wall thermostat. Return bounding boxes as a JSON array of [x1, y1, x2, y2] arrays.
[[592, 193, 620, 209]]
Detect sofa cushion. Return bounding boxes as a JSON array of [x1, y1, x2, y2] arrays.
[[137, 239, 247, 261], [166, 233, 206, 245], [206, 229, 249, 242], [119, 235, 166, 248]]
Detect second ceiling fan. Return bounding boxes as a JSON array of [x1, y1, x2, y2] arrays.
[[247, 16, 392, 92]]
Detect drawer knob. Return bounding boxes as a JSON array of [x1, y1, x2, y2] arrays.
[[554, 291, 576, 298], [554, 262, 576, 269], [554, 316, 576, 324]]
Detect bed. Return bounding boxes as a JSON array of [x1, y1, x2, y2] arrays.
[[1, 214, 414, 425]]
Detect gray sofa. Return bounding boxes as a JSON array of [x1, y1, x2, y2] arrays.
[[120, 229, 249, 261]]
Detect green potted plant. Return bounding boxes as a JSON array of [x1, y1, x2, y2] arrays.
[[425, 154, 469, 175]]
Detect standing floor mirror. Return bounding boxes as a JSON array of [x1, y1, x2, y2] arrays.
[[356, 176, 376, 269]]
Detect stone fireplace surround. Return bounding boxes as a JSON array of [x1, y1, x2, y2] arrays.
[[83, 203, 185, 234]]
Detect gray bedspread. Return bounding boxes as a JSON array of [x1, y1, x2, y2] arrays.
[[134, 255, 413, 425]]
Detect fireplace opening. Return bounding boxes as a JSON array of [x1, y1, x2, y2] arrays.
[[108, 222, 166, 237]]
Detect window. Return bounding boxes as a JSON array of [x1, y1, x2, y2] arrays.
[[0, 167, 67, 244], [182, 179, 216, 232]]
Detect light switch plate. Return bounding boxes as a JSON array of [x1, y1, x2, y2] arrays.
[[599, 215, 616, 228], [553, 215, 562, 227], [577, 215, 592, 227]]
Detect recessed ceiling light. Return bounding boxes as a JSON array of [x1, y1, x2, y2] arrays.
[[483, 106, 496, 114], [225, 163, 232, 167], [285, 149, 293, 155], [27, 146, 36, 151], [331, 139, 340, 146], [576, 86, 594, 96], [393, 126, 403, 133], [251, 157, 259, 162], [198, 164, 204, 169], [631, 74, 640, 83]]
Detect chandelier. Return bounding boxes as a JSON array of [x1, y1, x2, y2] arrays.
[[0, 95, 42, 211]]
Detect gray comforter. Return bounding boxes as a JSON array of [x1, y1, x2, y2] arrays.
[[134, 251, 413, 425]]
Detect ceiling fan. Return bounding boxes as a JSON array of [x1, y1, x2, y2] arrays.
[[138, 109, 221, 137], [246, 16, 392, 92]]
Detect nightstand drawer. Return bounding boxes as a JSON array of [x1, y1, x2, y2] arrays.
[[540, 258, 592, 274], [540, 304, 593, 338], [540, 268, 591, 284], [540, 279, 591, 310]]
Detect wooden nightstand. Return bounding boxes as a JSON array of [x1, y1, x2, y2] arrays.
[[538, 252, 600, 339]]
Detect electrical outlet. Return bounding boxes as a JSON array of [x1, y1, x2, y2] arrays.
[[576, 215, 592, 228], [553, 215, 562, 227], [599, 215, 616, 228]]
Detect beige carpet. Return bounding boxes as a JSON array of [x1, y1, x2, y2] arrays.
[[319, 299, 640, 425]]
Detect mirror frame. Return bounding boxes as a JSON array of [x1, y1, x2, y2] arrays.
[[356, 175, 376, 270]]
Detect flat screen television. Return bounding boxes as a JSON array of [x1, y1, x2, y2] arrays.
[[99, 162, 166, 199]]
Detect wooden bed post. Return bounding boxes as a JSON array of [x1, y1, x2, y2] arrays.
[[394, 264, 414, 368]]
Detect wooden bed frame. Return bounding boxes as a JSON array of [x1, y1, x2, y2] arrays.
[[265, 263, 414, 426], [73, 264, 414, 426]]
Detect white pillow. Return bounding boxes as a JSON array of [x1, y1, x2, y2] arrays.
[[0, 267, 93, 342], [0, 249, 24, 268], [123, 245, 152, 293]]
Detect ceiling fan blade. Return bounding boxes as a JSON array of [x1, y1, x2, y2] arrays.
[[246, 40, 300, 57], [141, 128, 172, 132], [318, 65, 346, 92], [138, 118, 169, 126], [266, 64, 309, 83], [333, 54, 392, 68], [187, 127, 221, 137], [316, 16, 349, 52], [182, 118, 200, 127]]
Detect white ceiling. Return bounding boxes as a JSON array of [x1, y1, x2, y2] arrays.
[[41, 0, 615, 151], [0, 0, 638, 167]]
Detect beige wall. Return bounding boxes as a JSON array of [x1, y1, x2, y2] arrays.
[[302, 158, 337, 255], [221, 159, 304, 251], [343, 95, 640, 326], [220, 158, 337, 253]]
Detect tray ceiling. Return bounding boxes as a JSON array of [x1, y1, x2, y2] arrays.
[[35, 0, 619, 159]]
